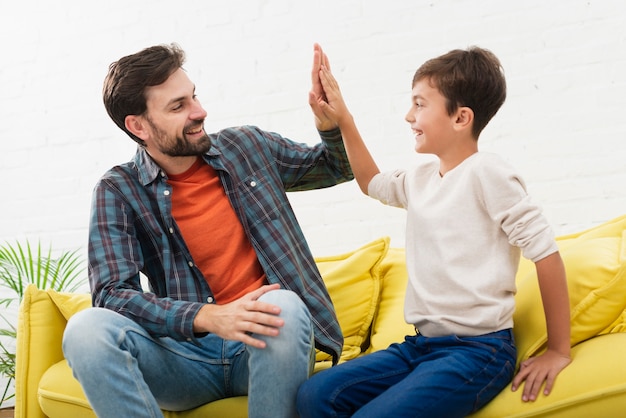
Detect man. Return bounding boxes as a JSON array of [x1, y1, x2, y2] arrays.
[[63, 43, 351, 418]]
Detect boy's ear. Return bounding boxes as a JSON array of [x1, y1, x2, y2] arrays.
[[453, 107, 474, 132], [125, 115, 149, 141]]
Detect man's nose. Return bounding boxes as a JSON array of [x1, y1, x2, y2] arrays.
[[190, 101, 207, 120]]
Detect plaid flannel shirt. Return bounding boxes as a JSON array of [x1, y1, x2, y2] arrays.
[[88, 125, 352, 363]]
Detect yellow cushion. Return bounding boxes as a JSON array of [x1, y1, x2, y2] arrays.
[[46, 290, 91, 320], [514, 214, 626, 361], [600, 308, 626, 334], [366, 247, 415, 353], [38, 360, 96, 418], [314, 237, 390, 362], [469, 333, 626, 418]]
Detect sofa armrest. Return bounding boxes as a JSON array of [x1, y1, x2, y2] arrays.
[[15, 285, 69, 418]]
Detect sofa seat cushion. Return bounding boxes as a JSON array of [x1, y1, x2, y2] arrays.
[[38, 360, 95, 418], [469, 332, 626, 418], [38, 360, 249, 418]]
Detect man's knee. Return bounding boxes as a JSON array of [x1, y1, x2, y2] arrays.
[[254, 289, 312, 354], [64, 308, 104, 344], [63, 308, 126, 358], [258, 289, 307, 318]]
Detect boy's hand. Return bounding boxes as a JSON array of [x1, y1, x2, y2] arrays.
[[309, 43, 380, 194], [511, 349, 571, 402]]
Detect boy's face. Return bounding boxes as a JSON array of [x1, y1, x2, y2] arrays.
[[405, 78, 457, 156]]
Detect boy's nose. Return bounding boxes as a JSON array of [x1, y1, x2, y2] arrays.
[[405, 109, 414, 123]]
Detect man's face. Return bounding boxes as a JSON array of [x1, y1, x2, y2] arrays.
[[142, 68, 211, 157]]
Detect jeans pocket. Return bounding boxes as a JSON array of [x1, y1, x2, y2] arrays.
[[473, 357, 515, 412]]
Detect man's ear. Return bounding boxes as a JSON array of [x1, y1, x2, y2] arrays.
[[125, 115, 149, 141], [453, 107, 474, 132]]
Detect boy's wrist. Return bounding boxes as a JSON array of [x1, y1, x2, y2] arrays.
[[547, 344, 571, 359], [337, 113, 355, 131]]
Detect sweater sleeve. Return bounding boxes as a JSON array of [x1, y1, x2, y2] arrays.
[[368, 169, 409, 208], [475, 155, 558, 262]]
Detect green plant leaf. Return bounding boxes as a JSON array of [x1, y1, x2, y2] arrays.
[[0, 240, 86, 300]]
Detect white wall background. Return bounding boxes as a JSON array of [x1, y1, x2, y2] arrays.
[[0, 0, 625, 405], [1, 0, 625, 267]]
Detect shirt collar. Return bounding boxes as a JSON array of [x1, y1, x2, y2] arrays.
[[133, 145, 223, 186], [133, 147, 163, 186]]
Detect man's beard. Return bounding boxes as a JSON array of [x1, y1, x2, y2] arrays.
[[147, 117, 212, 157]]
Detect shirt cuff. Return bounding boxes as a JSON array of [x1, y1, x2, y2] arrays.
[[318, 127, 342, 141]]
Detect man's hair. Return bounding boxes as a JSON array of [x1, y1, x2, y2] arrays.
[[102, 43, 186, 145], [412, 46, 506, 138]]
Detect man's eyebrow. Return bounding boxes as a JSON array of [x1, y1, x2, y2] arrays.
[[165, 85, 197, 108]]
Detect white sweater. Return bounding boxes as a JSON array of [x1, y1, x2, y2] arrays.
[[368, 152, 558, 337]]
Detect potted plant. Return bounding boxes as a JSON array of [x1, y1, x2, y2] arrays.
[[0, 240, 86, 412]]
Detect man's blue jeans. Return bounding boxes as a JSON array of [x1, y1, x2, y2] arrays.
[[62, 289, 314, 418], [297, 329, 516, 418]]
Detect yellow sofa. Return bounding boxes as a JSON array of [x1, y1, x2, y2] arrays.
[[15, 215, 626, 417]]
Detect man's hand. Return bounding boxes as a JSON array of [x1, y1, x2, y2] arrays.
[[193, 284, 283, 349], [315, 59, 352, 128], [511, 349, 572, 402], [309, 44, 380, 194], [309, 43, 338, 131]]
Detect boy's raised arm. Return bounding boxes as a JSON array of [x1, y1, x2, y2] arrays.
[[311, 44, 380, 194]]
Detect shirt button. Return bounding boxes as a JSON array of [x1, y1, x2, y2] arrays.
[[168, 227, 174, 234], [207, 296, 214, 303], [188, 261, 194, 267], [250, 181, 257, 187], [164, 190, 170, 196]]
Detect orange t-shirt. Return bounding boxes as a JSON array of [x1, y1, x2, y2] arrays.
[[167, 158, 266, 304]]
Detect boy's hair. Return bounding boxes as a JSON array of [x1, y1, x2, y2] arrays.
[[102, 43, 186, 145], [413, 46, 506, 139]]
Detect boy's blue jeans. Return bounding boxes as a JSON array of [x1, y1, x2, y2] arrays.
[[297, 329, 516, 418], [62, 289, 313, 418]]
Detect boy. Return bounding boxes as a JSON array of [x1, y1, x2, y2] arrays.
[[297, 44, 571, 417]]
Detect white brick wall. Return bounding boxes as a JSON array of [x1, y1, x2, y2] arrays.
[[1, 0, 625, 259]]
